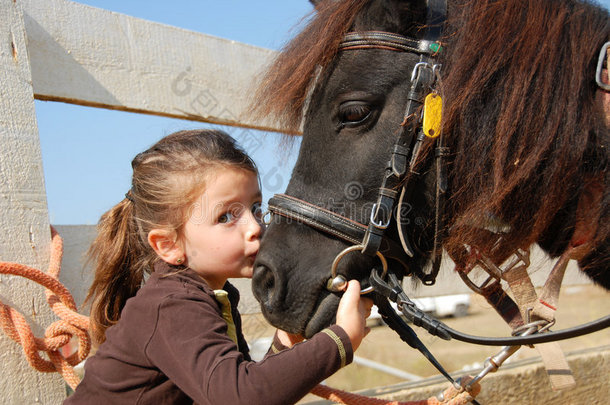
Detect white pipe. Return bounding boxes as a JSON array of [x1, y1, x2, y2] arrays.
[[353, 356, 422, 381]]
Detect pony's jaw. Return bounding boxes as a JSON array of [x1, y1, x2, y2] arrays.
[[303, 293, 341, 338]]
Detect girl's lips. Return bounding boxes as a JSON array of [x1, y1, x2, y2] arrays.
[[247, 251, 258, 263]]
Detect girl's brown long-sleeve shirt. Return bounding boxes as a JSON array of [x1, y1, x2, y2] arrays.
[[65, 262, 352, 405]]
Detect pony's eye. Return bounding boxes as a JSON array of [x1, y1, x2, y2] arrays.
[[338, 102, 372, 128]]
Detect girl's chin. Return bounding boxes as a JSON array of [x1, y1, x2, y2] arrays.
[[241, 266, 254, 279], [243, 258, 256, 277]]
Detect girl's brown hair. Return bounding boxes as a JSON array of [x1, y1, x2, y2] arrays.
[[86, 129, 257, 344]]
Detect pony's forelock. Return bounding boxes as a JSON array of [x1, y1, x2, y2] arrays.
[[250, 0, 368, 133]]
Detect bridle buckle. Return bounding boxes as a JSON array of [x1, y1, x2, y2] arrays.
[[410, 61, 441, 82], [369, 203, 391, 230]]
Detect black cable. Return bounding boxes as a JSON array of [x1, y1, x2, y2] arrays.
[[376, 296, 482, 405], [442, 314, 610, 346], [371, 269, 610, 347]]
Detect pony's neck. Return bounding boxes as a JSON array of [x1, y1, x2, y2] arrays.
[[570, 176, 604, 261]]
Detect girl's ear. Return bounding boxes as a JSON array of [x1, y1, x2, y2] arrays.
[[148, 229, 185, 265]]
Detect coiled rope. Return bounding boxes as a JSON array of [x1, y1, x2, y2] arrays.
[[0, 227, 478, 404], [311, 377, 480, 405], [0, 227, 90, 390]]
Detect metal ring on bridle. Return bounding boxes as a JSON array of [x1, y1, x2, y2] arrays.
[[261, 211, 272, 226], [595, 41, 610, 91], [329, 244, 388, 294]]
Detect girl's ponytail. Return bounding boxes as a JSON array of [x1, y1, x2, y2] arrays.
[[85, 197, 150, 344]]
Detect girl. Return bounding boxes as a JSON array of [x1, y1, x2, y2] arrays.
[[66, 129, 372, 405]]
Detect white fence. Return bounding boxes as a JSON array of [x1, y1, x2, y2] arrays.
[[1, 0, 279, 402]]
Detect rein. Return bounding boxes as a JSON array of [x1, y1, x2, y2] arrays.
[[368, 264, 610, 347]]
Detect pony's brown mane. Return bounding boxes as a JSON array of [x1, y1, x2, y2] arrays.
[[441, 0, 609, 269], [252, 0, 368, 132]]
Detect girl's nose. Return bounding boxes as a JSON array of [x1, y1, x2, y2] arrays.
[[246, 211, 262, 241]]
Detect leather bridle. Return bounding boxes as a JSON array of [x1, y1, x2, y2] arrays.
[[266, 0, 475, 391]]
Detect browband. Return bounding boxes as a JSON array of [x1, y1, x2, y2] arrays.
[[339, 31, 440, 55]]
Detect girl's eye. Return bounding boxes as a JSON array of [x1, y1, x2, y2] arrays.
[[338, 102, 372, 128], [218, 212, 236, 224], [251, 202, 263, 220]]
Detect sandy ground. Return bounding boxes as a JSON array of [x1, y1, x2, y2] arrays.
[[240, 283, 610, 403]]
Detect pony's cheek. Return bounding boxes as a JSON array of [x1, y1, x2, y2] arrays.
[[601, 69, 610, 125], [603, 91, 610, 126]]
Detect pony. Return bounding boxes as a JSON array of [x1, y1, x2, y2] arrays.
[[250, 0, 609, 339]]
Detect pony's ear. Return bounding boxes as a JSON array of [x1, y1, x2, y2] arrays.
[[309, 0, 323, 9]]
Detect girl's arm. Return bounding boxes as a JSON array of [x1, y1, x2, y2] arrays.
[[148, 281, 371, 405]]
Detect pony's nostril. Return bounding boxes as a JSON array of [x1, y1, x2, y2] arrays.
[[261, 268, 275, 294], [252, 264, 277, 307]]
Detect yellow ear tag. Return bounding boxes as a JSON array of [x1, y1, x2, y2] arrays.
[[423, 93, 442, 138]]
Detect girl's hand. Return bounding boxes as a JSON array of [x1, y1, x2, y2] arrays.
[[276, 330, 305, 348], [335, 280, 373, 351]]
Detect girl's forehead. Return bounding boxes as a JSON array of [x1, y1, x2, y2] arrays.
[[202, 167, 260, 202]]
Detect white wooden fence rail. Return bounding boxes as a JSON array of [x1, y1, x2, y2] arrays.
[[24, 0, 284, 133], [1, 0, 280, 401], [0, 0, 593, 403]]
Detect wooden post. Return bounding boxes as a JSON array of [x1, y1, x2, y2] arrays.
[[0, 0, 66, 402]]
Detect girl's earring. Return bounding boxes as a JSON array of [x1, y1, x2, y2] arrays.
[[176, 257, 184, 265]]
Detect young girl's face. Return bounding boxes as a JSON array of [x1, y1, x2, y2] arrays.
[[182, 167, 263, 290]]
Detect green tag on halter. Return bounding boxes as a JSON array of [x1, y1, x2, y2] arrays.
[[430, 42, 442, 53], [423, 93, 442, 138]]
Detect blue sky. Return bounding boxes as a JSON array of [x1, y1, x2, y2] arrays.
[[36, 1, 314, 225], [36, 0, 610, 225]]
